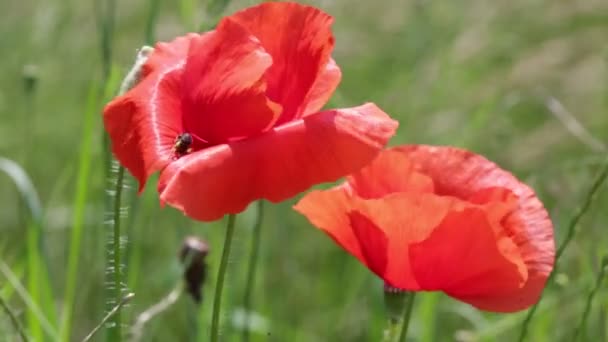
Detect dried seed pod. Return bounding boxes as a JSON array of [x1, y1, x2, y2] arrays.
[[179, 236, 209, 303]]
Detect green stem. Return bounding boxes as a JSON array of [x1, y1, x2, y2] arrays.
[[211, 215, 237, 342], [398, 293, 416, 342], [242, 201, 264, 342], [382, 319, 400, 342], [518, 159, 608, 342], [106, 165, 125, 341]]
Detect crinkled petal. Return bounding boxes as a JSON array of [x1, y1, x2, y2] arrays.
[[103, 62, 185, 191], [181, 18, 281, 144], [395, 145, 555, 310], [142, 33, 200, 77], [230, 2, 337, 124], [159, 103, 398, 221]]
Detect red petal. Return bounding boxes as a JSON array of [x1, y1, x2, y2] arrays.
[[159, 103, 398, 221], [295, 189, 469, 289], [230, 2, 337, 124], [409, 207, 527, 310], [181, 18, 281, 144], [346, 148, 435, 199], [349, 211, 389, 276], [142, 33, 200, 77], [103, 57, 186, 191], [396, 145, 555, 311], [293, 189, 370, 269], [293, 190, 396, 282], [302, 58, 342, 115]]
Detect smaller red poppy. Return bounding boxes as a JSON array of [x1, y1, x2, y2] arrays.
[[103, 2, 398, 221], [294, 145, 555, 312]]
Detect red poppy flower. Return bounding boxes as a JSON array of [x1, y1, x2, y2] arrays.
[[294, 145, 555, 312], [103, 2, 398, 221]]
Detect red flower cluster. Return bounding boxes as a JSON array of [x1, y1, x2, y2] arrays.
[[104, 2, 398, 221], [104, 1, 555, 312], [295, 146, 555, 312]]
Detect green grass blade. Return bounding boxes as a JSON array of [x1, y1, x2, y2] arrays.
[[0, 158, 58, 341], [60, 81, 99, 342], [0, 294, 29, 342], [573, 256, 608, 341], [0, 261, 59, 341]]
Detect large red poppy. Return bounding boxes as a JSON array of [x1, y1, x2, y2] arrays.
[[103, 2, 398, 221], [294, 145, 555, 312]]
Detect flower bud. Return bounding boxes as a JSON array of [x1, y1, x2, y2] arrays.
[[180, 236, 209, 303]]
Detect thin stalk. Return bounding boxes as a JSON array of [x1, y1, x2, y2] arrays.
[[573, 256, 608, 341], [82, 293, 134, 342], [105, 165, 126, 342], [0, 261, 59, 341], [211, 215, 237, 342], [398, 293, 416, 342], [242, 201, 264, 342], [61, 81, 98, 342], [518, 159, 608, 342], [0, 295, 29, 342], [130, 286, 182, 342]]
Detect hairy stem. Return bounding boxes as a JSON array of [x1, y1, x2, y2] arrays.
[[105, 165, 126, 341]]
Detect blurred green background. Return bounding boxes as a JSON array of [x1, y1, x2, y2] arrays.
[[1, 0, 607, 341]]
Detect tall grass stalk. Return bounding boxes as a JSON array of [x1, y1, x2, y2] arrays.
[[0, 293, 29, 342], [60, 82, 98, 342], [0, 261, 59, 341], [94, 0, 117, 178], [211, 214, 237, 342], [573, 256, 608, 341], [242, 201, 264, 342], [0, 158, 57, 341], [518, 159, 608, 341]]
